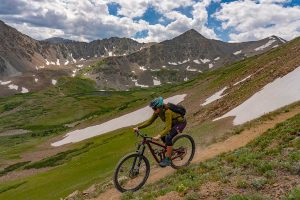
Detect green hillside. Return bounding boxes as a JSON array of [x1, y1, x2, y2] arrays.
[[123, 113, 300, 200]]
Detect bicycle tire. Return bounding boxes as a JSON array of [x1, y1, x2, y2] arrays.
[[171, 134, 195, 169], [113, 152, 150, 193]]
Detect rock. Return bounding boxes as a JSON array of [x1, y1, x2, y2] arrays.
[[64, 190, 83, 200], [82, 184, 97, 198]]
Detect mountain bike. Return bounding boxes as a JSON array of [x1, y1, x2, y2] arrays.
[[113, 130, 195, 192]]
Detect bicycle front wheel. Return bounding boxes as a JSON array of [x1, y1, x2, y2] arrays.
[[113, 153, 150, 193], [171, 134, 195, 169]]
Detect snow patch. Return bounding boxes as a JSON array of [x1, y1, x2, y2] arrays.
[[255, 39, 276, 51], [52, 79, 57, 85], [45, 59, 50, 65], [200, 58, 211, 64], [0, 80, 12, 85], [76, 65, 83, 68], [8, 84, 18, 90], [233, 50, 242, 55], [184, 77, 188, 81], [186, 66, 198, 72], [64, 60, 69, 65], [201, 87, 228, 106], [153, 77, 161, 86], [71, 54, 76, 63], [214, 66, 300, 125], [233, 75, 252, 86], [139, 66, 147, 71], [193, 59, 201, 64], [278, 37, 286, 43], [80, 58, 86, 61], [132, 79, 149, 88], [56, 59, 60, 65], [214, 57, 220, 61], [34, 78, 38, 83], [21, 87, 29, 93], [168, 62, 178, 65], [51, 94, 187, 146], [209, 64, 214, 69], [272, 45, 279, 48]]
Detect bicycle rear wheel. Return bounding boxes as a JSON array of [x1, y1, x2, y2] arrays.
[[113, 153, 150, 192], [171, 134, 195, 169]]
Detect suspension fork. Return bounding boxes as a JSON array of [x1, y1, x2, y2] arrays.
[[131, 143, 146, 172]]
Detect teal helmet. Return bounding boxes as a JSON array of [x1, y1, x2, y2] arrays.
[[149, 97, 164, 109]]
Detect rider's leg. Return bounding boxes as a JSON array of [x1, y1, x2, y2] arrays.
[[159, 120, 187, 167], [166, 146, 172, 158]]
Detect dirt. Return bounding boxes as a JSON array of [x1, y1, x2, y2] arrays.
[[93, 105, 300, 200], [0, 167, 50, 183], [0, 129, 30, 137]]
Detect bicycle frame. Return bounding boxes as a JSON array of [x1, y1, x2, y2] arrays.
[[136, 135, 184, 163]]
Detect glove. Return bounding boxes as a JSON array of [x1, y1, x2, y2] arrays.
[[152, 134, 161, 141]]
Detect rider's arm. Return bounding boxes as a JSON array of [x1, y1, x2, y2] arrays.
[[137, 113, 158, 129], [159, 109, 172, 137]]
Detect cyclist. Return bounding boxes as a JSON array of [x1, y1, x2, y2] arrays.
[[134, 97, 187, 167]]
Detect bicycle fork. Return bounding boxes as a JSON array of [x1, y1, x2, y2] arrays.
[[130, 144, 145, 177]]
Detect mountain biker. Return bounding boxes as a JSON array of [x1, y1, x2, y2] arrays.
[[133, 97, 187, 167]]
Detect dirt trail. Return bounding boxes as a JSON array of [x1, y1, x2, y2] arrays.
[[94, 106, 300, 200]]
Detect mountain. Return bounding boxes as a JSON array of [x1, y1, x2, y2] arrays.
[[43, 37, 76, 44], [0, 20, 146, 96], [0, 20, 286, 96], [87, 29, 286, 90]]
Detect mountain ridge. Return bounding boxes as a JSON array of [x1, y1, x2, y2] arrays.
[[0, 20, 287, 96]]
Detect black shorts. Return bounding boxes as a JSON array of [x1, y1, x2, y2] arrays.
[[161, 120, 187, 146]]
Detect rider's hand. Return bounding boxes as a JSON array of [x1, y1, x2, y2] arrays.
[[133, 127, 139, 132], [152, 134, 161, 141]]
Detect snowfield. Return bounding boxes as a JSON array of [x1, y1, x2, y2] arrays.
[[255, 39, 276, 51], [214, 66, 300, 125], [51, 94, 187, 146], [201, 87, 228, 106]]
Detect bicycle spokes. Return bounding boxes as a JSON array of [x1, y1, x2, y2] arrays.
[[116, 155, 148, 191]]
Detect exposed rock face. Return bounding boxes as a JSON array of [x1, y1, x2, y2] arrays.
[[89, 29, 286, 90]]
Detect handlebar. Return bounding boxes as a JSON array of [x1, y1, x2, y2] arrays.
[[134, 130, 152, 139]]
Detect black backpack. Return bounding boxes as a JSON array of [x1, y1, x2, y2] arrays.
[[167, 103, 186, 116]]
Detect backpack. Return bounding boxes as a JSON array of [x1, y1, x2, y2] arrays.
[[167, 103, 186, 116]]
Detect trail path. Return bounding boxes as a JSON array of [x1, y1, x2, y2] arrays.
[[94, 106, 300, 200]]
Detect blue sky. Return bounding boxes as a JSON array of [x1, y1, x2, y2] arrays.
[[0, 0, 299, 42]]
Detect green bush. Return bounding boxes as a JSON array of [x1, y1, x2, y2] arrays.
[[0, 161, 31, 176], [251, 178, 268, 190], [285, 187, 300, 200]]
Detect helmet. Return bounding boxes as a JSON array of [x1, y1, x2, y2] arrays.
[[149, 97, 164, 109]]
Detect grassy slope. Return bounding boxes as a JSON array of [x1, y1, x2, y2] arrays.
[[123, 114, 300, 200], [0, 37, 299, 199], [0, 76, 189, 161]]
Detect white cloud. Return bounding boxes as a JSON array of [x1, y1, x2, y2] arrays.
[[214, 0, 300, 42], [0, 0, 218, 42]]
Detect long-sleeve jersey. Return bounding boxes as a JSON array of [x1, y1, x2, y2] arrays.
[[137, 108, 184, 137]]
